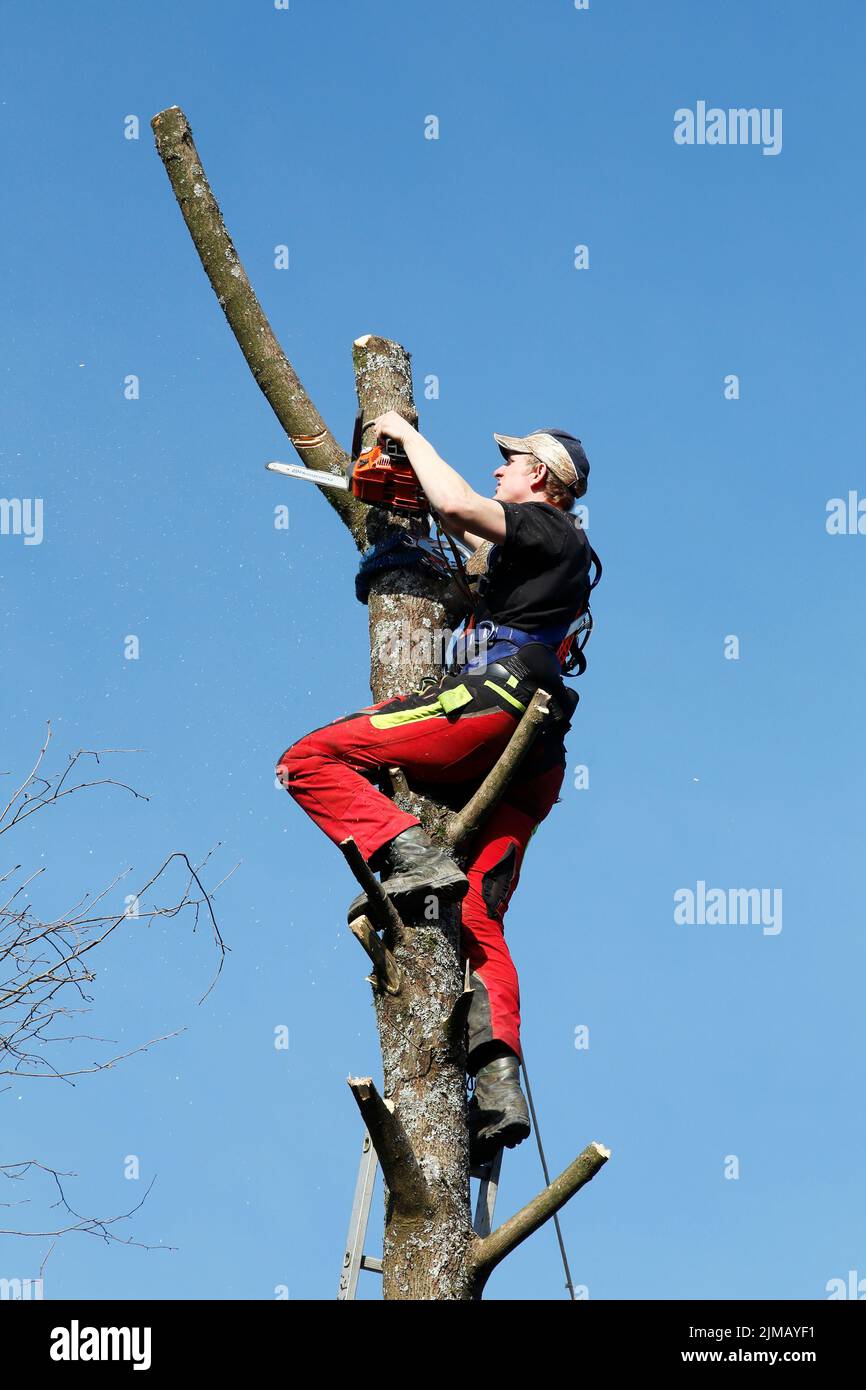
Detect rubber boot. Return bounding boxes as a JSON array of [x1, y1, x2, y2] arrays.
[[468, 1053, 531, 1166], [347, 825, 469, 922]]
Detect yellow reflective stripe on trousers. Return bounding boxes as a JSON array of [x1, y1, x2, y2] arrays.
[[438, 683, 473, 714], [369, 683, 474, 729], [483, 680, 526, 712], [370, 700, 443, 729]]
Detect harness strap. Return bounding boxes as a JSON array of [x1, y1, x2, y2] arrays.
[[451, 532, 603, 678], [354, 535, 431, 604]]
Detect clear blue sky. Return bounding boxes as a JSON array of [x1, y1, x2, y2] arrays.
[[2, 0, 864, 1301]]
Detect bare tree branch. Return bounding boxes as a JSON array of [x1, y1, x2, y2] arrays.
[[338, 837, 404, 937], [0, 721, 53, 828], [0, 734, 235, 1261], [1, 740, 233, 1083], [0, 725, 148, 838], [0, 1160, 174, 1253], [470, 1141, 612, 1293], [0, 1031, 187, 1083], [446, 689, 552, 847], [151, 104, 366, 545], [347, 1078, 431, 1218]]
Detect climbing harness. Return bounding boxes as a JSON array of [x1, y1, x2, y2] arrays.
[[447, 537, 602, 680], [267, 411, 602, 681]]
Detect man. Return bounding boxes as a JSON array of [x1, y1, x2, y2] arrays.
[[276, 417, 597, 1163]]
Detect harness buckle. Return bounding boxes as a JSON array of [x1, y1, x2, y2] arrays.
[[449, 619, 495, 674]]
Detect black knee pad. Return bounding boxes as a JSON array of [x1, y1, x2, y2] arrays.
[[481, 843, 518, 923]]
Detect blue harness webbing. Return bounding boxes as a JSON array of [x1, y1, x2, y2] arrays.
[[447, 618, 573, 675]]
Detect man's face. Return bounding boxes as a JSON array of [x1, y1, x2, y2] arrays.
[[492, 451, 542, 504]]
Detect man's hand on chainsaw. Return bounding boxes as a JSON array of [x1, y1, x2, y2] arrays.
[[368, 413, 508, 545], [370, 410, 415, 447]]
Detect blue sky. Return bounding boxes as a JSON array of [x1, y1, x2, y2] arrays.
[[1, 0, 864, 1301]]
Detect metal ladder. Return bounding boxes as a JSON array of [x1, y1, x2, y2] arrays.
[[337, 1131, 503, 1299]]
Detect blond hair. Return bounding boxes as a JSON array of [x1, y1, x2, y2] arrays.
[[520, 456, 582, 510]]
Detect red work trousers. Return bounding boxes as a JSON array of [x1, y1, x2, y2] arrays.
[[275, 674, 565, 1065]]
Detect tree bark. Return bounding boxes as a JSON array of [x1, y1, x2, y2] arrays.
[[152, 106, 609, 1299], [151, 105, 365, 546]]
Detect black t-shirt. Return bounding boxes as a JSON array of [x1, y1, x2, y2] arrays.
[[477, 501, 591, 631]]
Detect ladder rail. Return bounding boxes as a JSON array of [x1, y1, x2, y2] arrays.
[[337, 1132, 380, 1300], [470, 1148, 503, 1237], [338, 1132, 502, 1297]]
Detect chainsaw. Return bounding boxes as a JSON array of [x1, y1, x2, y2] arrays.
[[268, 405, 478, 569], [265, 412, 427, 515]]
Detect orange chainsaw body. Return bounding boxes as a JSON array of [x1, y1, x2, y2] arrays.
[[350, 444, 427, 514]]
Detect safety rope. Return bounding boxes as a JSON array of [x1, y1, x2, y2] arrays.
[[462, 971, 577, 1298], [520, 1046, 578, 1300], [430, 507, 476, 612]]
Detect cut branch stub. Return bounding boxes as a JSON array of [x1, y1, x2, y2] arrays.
[[348, 914, 402, 995], [386, 766, 411, 800], [347, 1077, 431, 1218], [338, 837, 404, 938], [438, 987, 475, 1057]]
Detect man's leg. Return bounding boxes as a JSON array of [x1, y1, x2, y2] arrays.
[[461, 756, 565, 1073], [460, 751, 566, 1163], [275, 679, 519, 865]]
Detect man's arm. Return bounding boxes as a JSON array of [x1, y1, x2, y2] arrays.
[[371, 411, 506, 545], [448, 522, 489, 553], [430, 514, 489, 553]]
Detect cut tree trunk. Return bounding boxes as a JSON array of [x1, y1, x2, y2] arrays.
[[152, 106, 610, 1299]]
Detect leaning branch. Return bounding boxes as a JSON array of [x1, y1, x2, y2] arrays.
[[150, 104, 365, 544], [446, 689, 552, 847], [469, 1141, 611, 1291], [346, 1078, 430, 1217]]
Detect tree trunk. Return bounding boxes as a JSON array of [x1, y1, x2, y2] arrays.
[[152, 106, 610, 1300]]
